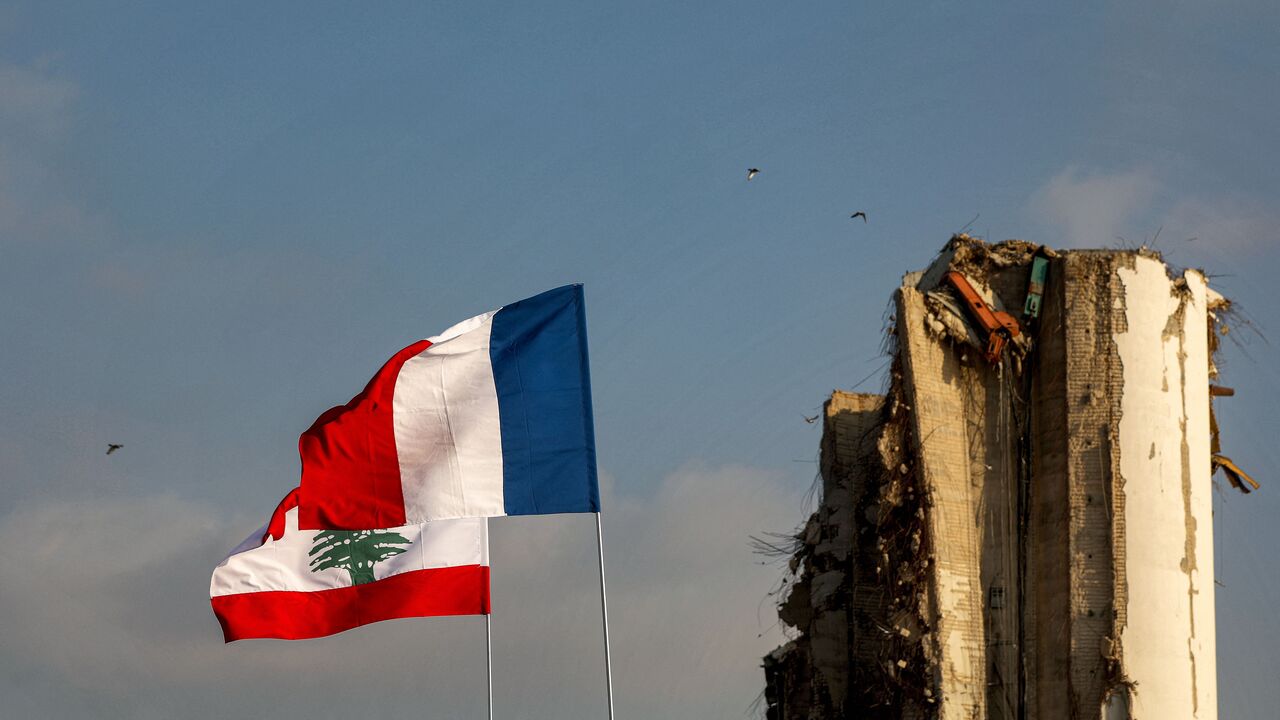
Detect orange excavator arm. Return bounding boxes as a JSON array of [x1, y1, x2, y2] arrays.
[[942, 271, 1022, 364]]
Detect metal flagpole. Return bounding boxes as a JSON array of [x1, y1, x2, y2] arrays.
[[486, 517, 494, 720], [595, 512, 616, 720], [486, 613, 494, 720]]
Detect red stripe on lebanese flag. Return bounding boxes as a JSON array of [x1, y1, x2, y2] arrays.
[[298, 340, 431, 530], [212, 565, 490, 642]]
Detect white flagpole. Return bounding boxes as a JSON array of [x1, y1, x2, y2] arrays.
[[486, 613, 494, 720], [595, 512, 616, 720]]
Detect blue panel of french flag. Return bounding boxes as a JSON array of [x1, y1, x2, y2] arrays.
[[297, 284, 599, 531]]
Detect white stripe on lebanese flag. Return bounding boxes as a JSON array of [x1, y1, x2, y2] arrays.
[[210, 489, 489, 642], [298, 284, 599, 531]]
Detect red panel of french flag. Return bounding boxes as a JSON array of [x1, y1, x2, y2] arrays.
[[298, 283, 600, 531]]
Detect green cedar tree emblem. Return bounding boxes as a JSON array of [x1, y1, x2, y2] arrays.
[[308, 529, 413, 586]]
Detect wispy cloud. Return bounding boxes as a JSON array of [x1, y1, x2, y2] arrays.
[[1027, 165, 1276, 262], [0, 61, 77, 138], [1028, 165, 1160, 248], [0, 60, 98, 248], [1162, 195, 1278, 255], [0, 464, 802, 718]]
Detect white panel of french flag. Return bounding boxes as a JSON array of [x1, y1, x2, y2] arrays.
[[298, 284, 599, 531]]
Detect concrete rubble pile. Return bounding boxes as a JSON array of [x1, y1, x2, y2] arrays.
[[763, 236, 1243, 720]]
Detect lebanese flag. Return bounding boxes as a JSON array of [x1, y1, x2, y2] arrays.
[[210, 489, 490, 642], [297, 284, 599, 531]]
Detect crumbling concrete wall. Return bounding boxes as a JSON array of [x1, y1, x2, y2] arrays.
[[1029, 251, 1072, 717], [1034, 251, 1219, 719], [896, 285, 987, 719], [765, 392, 885, 719], [822, 390, 884, 707], [1058, 251, 1127, 716], [764, 236, 1224, 720], [1112, 258, 1217, 719]]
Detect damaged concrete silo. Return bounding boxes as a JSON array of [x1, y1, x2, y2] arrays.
[[763, 236, 1244, 720]]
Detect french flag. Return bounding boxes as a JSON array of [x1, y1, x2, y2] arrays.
[[297, 285, 599, 531]]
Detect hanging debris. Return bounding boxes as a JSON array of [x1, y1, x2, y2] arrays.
[[1212, 454, 1260, 493]]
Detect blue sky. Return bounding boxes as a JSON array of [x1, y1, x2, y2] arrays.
[[2, 2, 1278, 717]]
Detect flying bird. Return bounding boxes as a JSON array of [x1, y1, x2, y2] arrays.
[[803, 414, 820, 424], [106, 443, 123, 455], [746, 168, 761, 181], [850, 212, 867, 222]]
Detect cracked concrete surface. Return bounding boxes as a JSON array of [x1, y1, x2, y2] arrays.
[[764, 238, 1220, 720]]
